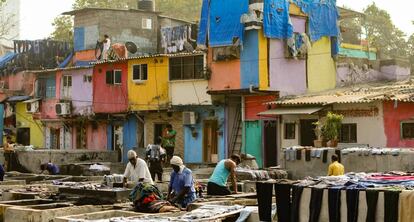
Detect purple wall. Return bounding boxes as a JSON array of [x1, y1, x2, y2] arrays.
[[62, 68, 93, 116], [269, 17, 307, 96]]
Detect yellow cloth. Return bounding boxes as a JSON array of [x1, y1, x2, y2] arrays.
[[328, 161, 344, 176], [398, 190, 414, 222]]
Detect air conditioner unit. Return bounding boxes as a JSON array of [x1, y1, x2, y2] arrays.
[[55, 103, 71, 116], [26, 101, 39, 113], [182, 112, 197, 125]]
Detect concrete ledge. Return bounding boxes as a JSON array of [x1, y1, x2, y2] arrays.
[[54, 210, 143, 222]]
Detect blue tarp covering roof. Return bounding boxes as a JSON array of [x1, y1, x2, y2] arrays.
[[0, 52, 17, 69], [6, 95, 31, 102], [58, 52, 73, 68], [208, 0, 249, 47], [75, 60, 95, 67], [263, 0, 293, 39], [197, 0, 209, 46]]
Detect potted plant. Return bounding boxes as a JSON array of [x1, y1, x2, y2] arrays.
[[312, 121, 323, 148], [322, 112, 344, 147]]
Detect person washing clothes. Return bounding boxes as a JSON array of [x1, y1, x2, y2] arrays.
[[328, 154, 345, 176], [207, 154, 241, 195], [167, 156, 197, 208], [123, 150, 154, 186], [40, 162, 60, 175]]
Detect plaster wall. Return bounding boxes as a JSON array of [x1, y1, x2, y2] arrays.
[[170, 80, 212, 106]]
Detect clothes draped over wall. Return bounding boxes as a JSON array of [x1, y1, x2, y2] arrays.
[[160, 25, 196, 54]]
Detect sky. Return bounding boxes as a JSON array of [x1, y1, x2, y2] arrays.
[[17, 0, 414, 40], [337, 0, 414, 36]]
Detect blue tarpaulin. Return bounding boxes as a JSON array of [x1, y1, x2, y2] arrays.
[[58, 52, 73, 68], [293, 0, 339, 42], [208, 0, 249, 47], [197, 0, 209, 46], [263, 0, 293, 39], [0, 52, 17, 69], [74, 60, 94, 67]]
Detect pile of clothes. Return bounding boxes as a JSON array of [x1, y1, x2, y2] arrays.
[[129, 183, 178, 213]]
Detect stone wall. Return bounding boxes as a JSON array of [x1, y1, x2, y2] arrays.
[[283, 149, 414, 179]]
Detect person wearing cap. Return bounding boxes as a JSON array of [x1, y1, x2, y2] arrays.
[[167, 156, 196, 208], [123, 150, 154, 186], [207, 154, 241, 195]]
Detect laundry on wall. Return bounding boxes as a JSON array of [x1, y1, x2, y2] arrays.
[[160, 25, 197, 54]]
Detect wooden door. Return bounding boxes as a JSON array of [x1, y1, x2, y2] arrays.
[[264, 120, 278, 167], [203, 120, 218, 162], [300, 119, 317, 146]]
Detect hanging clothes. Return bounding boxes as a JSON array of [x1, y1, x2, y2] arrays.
[[384, 191, 400, 222], [291, 185, 303, 222], [256, 182, 274, 221], [366, 190, 379, 222], [328, 188, 341, 222], [346, 189, 359, 222], [274, 183, 292, 222], [309, 188, 323, 222]]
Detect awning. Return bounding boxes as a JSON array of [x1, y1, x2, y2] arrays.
[[6, 96, 31, 102], [258, 107, 323, 116], [22, 98, 41, 103]]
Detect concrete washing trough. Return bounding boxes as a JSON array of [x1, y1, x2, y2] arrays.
[[4, 204, 114, 222], [54, 210, 144, 222], [58, 187, 132, 203], [0, 199, 55, 222]]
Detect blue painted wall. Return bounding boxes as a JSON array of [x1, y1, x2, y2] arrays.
[[183, 106, 225, 163], [240, 30, 259, 89], [74, 27, 85, 52], [122, 115, 138, 163], [0, 104, 3, 146]]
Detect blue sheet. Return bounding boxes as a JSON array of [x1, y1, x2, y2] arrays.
[[263, 0, 293, 39], [0, 52, 17, 69], [58, 52, 73, 68], [197, 0, 209, 46], [209, 0, 248, 47]]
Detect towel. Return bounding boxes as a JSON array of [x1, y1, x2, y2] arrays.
[[398, 190, 414, 222]]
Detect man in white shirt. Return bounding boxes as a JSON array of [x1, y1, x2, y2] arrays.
[[123, 150, 154, 186], [102, 34, 111, 60]]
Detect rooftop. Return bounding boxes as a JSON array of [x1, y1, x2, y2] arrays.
[[62, 7, 161, 16]]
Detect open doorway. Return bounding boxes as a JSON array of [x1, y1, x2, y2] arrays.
[[203, 120, 218, 163], [112, 125, 123, 162], [17, 128, 30, 146], [263, 120, 278, 167], [300, 119, 317, 146]]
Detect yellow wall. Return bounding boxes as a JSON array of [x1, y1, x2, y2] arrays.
[[307, 37, 336, 92], [15, 102, 44, 148], [258, 29, 269, 90], [128, 57, 170, 111]]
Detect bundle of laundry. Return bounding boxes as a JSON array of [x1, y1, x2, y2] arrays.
[[129, 183, 179, 213]]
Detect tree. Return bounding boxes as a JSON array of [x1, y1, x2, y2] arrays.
[[50, 15, 73, 43], [72, 0, 130, 10], [155, 0, 202, 22], [363, 3, 408, 58]]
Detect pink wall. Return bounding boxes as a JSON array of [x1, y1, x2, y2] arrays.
[[93, 62, 129, 113], [383, 101, 414, 147], [87, 123, 108, 150], [41, 99, 59, 119], [269, 17, 307, 96], [207, 48, 241, 91], [1, 71, 36, 95]]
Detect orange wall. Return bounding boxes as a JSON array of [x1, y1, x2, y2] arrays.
[[244, 95, 277, 120], [207, 48, 241, 91], [74, 50, 96, 62]]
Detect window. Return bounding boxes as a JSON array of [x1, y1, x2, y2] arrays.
[[340, 124, 357, 143], [169, 55, 204, 80], [401, 122, 414, 139], [142, 18, 152, 29], [132, 64, 148, 82], [63, 75, 72, 87], [37, 76, 56, 99], [83, 75, 92, 83], [284, 123, 296, 139], [106, 70, 122, 85]]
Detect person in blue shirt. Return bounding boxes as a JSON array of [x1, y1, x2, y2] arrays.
[[40, 162, 60, 175], [167, 156, 196, 208]]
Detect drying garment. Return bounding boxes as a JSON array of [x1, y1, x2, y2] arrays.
[[263, 0, 293, 39], [398, 190, 414, 222], [291, 185, 303, 222], [322, 149, 328, 163], [274, 183, 292, 222], [357, 191, 368, 222], [384, 191, 400, 222], [256, 182, 274, 221], [366, 190, 379, 222], [296, 149, 302, 160], [328, 188, 341, 222], [299, 188, 311, 222], [335, 149, 341, 163], [305, 149, 311, 161], [346, 189, 359, 222], [208, 0, 248, 46], [309, 188, 323, 222]]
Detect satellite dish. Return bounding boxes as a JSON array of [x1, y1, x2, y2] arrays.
[[125, 42, 138, 54]]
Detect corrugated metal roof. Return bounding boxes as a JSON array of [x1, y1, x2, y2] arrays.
[[6, 95, 31, 102], [91, 52, 205, 65], [31, 66, 93, 73], [258, 107, 323, 116], [270, 81, 414, 105]]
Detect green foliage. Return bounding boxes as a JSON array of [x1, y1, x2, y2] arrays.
[[155, 0, 202, 22], [72, 0, 130, 10], [321, 112, 344, 141], [50, 15, 73, 43]]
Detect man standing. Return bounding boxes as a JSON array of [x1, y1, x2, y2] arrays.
[[3, 136, 15, 171], [207, 154, 241, 195], [102, 34, 111, 60], [328, 154, 345, 176], [123, 150, 154, 186], [167, 156, 196, 208], [162, 124, 176, 162], [146, 140, 166, 182]]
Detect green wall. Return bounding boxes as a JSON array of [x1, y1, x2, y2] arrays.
[[244, 121, 263, 168]]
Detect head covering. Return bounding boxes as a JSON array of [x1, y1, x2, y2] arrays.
[[127, 150, 137, 160], [170, 156, 183, 166]]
